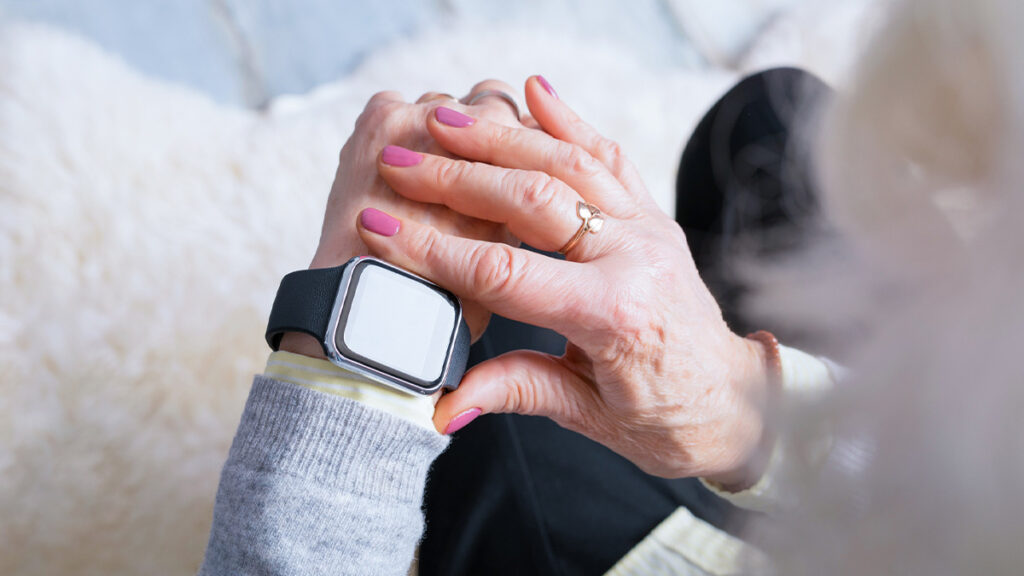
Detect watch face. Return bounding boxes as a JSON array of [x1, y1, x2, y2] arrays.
[[336, 260, 458, 388]]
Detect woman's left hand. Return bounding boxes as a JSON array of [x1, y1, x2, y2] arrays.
[[357, 76, 773, 486], [279, 81, 530, 361]]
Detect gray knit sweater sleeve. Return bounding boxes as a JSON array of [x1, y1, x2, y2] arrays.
[[199, 375, 449, 576]]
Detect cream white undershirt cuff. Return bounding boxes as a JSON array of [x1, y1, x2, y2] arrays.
[[699, 344, 836, 513], [263, 351, 437, 432]]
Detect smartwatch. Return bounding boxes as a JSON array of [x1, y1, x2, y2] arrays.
[[265, 256, 471, 395]]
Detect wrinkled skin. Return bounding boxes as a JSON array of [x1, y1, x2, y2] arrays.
[[354, 76, 773, 486], [280, 81, 530, 359]]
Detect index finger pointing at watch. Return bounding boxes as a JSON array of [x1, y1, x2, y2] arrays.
[[355, 208, 607, 337]]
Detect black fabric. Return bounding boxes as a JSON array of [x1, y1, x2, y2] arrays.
[[420, 68, 831, 576], [677, 67, 830, 340], [421, 316, 743, 576], [265, 265, 346, 351]]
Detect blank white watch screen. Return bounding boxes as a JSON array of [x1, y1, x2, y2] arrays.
[[341, 262, 456, 384]]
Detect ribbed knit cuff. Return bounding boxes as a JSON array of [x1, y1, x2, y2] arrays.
[[263, 351, 436, 431], [228, 376, 449, 504]]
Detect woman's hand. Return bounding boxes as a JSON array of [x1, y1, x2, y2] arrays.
[[357, 76, 774, 486], [280, 82, 527, 359]]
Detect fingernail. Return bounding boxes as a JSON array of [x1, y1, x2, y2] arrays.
[[444, 408, 482, 435], [381, 145, 423, 167], [537, 75, 558, 99], [435, 106, 476, 128], [359, 208, 401, 237]]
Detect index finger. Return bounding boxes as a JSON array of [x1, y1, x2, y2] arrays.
[[356, 208, 608, 337]]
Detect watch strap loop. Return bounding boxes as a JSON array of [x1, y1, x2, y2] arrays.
[[265, 266, 346, 352], [444, 317, 472, 391]]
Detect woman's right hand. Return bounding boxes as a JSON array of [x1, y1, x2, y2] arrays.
[[357, 76, 775, 487]]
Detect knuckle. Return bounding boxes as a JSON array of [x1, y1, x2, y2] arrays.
[[471, 242, 521, 299], [488, 123, 516, 152], [595, 288, 668, 375], [518, 172, 564, 214], [469, 80, 492, 94], [407, 224, 441, 264], [471, 78, 514, 95], [600, 288, 641, 336], [597, 138, 624, 163], [355, 100, 398, 131], [501, 377, 534, 415], [434, 159, 469, 190], [367, 90, 393, 106], [497, 362, 552, 418], [561, 143, 602, 179], [414, 91, 443, 104]]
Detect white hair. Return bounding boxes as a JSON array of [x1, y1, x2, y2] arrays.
[[747, 0, 1024, 573]]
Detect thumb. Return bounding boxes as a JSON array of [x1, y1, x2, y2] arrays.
[[433, 350, 598, 435]]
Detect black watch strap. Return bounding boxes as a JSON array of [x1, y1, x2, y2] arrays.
[[265, 266, 345, 352]]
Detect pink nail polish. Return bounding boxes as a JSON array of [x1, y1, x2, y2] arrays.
[[444, 408, 482, 435], [381, 145, 423, 167], [359, 208, 401, 237], [435, 106, 476, 128], [537, 75, 558, 99]]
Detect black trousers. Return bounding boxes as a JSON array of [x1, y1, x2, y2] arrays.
[[419, 68, 830, 576]]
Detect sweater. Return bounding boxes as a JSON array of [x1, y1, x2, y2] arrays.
[[199, 345, 835, 575], [198, 376, 448, 576]]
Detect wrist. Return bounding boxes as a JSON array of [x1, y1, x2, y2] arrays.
[[275, 253, 358, 361], [278, 333, 328, 361], [704, 332, 779, 490]]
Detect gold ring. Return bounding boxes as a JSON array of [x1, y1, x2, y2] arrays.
[[466, 89, 521, 120], [559, 201, 605, 255]]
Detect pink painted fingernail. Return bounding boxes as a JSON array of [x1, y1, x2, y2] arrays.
[[359, 208, 401, 237], [435, 106, 476, 128], [444, 408, 482, 435], [381, 145, 423, 167], [537, 75, 558, 99]]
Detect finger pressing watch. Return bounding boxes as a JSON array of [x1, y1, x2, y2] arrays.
[[265, 256, 471, 395]]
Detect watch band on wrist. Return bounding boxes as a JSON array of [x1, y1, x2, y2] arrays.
[[266, 266, 346, 351], [265, 258, 470, 395]]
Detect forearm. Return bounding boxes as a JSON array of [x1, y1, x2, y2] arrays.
[[199, 376, 448, 576]]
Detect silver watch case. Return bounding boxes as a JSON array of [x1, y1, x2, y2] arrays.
[[321, 256, 463, 396]]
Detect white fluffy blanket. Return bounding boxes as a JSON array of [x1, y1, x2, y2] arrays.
[[0, 5, 874, 573]]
